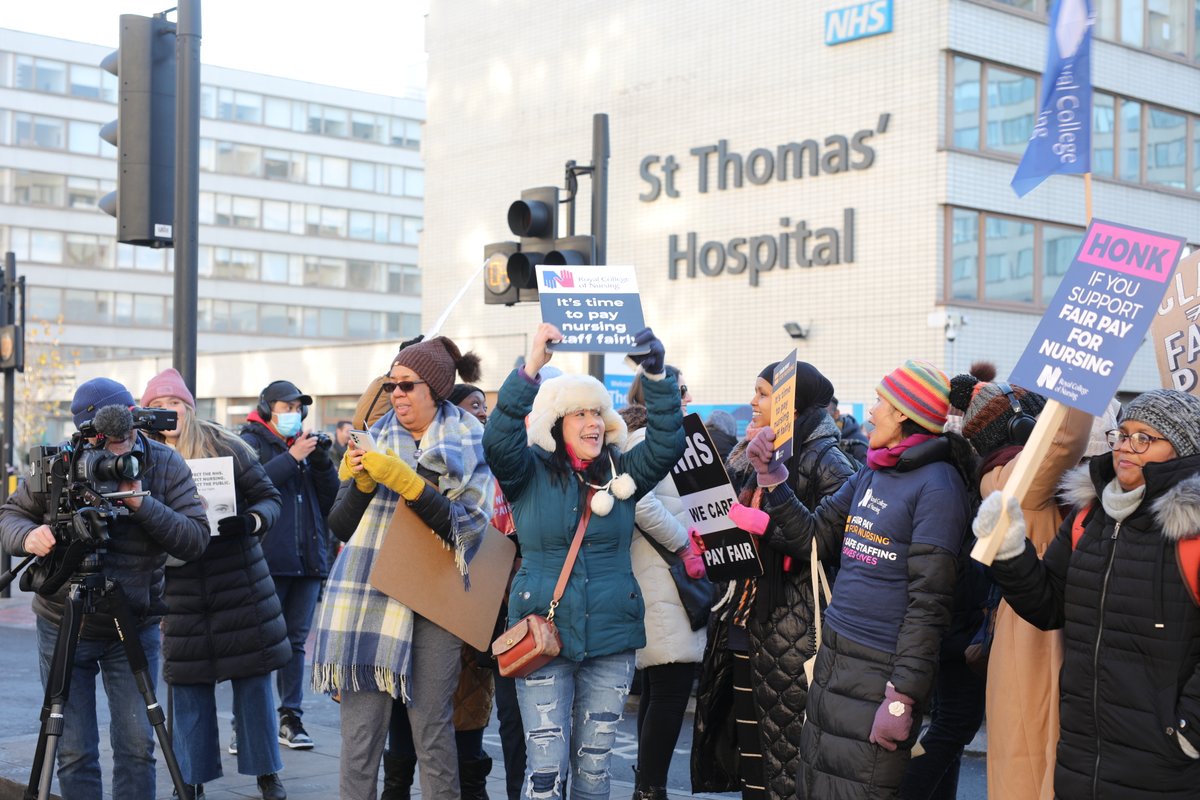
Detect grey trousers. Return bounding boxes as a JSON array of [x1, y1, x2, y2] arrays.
[[339, 615, 464, 800]]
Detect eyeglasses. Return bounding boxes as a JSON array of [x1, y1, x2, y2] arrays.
[[1105, 429, 1170, 454], [679, 385, 689, 397], [383, 380, 427, 394]]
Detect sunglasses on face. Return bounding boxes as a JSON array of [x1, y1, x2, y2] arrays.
[[383, 380, 427, 394], [679, 385, 689, 397], [1105, 429, 1169, 454]]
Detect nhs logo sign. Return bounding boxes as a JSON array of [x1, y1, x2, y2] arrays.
[[825, 0, 893, 46]]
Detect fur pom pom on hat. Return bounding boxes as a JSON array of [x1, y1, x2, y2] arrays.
[[527, 373, 627, 452]]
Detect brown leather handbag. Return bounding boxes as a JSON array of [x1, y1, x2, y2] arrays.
[[492, 492, 593, 678]]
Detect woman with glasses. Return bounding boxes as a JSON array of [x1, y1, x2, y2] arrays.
[[983, 388, 1200, 799], [311, 336, 494, 800]]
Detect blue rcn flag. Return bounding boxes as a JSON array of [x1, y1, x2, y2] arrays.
[[1011, 0, 1094, 198]]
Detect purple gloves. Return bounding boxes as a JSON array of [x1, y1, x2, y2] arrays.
[[747, 428, 789, 487], [869, 681, 916, 752], [627, 328, 665, 375], [728, 502, 770, 536], [682, 527, 707, 579]]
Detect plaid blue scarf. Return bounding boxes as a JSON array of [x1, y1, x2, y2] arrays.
[[311, 402, 491, 700]]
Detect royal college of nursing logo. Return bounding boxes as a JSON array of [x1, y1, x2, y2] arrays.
[[542, 270, 575, 289], [858, 487, 888, 514]]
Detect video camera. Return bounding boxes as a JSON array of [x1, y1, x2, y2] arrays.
[[18, 404, 177, 595]]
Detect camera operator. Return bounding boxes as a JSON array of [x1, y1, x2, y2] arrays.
[[0, 377, 209, 799], [240, 380, 338, 750]]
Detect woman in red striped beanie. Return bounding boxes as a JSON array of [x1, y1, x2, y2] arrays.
[[727, 359, 978, 799]]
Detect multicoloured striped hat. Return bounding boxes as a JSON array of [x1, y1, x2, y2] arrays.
[[877, 360, 951, 433]]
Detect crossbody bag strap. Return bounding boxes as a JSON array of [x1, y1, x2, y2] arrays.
[[548, 488, 594, 623]]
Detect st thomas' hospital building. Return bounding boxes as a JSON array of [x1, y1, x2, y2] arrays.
[[58, 0, 1200, 430]]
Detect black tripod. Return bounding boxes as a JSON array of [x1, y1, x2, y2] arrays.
[[21, 551, 189, 800]]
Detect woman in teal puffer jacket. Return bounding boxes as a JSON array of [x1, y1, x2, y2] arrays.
[[483, 322, 687, 800]]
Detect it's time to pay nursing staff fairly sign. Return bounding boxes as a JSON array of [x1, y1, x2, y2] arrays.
[[1010, 219, 1186, 417]]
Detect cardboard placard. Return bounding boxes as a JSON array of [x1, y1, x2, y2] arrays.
[[535, 265, 646, 353], [1151, 251, 1200, 395], [771, 349, 798, 465], [369, 504, 516, 651], [669, 413, 763, 580], [1009, 218, 1185, 416]]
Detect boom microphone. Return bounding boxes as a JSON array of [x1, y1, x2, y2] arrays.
[[92, 404, 134, 441]]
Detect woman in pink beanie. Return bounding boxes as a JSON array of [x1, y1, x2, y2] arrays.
[[142, 368, 291, 800]]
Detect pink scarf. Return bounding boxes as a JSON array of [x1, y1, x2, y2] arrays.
[[565, 442, 593, 472], [866, 433, 936, 470]]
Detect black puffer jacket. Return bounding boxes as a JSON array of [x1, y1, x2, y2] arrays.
[[162, 443, 290, 685], [0, 433, 210, 639], [765, 436, 968, 799], [992, 455, 1200, 799], [727, 416, 856, 800]]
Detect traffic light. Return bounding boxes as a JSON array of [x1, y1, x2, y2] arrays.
[[482, 242, 520, 306], [99, 14, 177, 248], [505, 187, 558, 302], [546, 235, 596, 267]]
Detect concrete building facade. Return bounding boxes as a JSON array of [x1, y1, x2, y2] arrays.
[[419, 0, 1200, 409]]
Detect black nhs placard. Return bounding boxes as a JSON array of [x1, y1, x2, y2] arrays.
[[669, 414, 763, 580]]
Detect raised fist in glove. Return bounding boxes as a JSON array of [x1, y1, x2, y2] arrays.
[[681, 527, 707, 579], [747, 428, 789, 487], [363, 449, 424, 501], [626, 328, 665, 375], [339, 448, 377, 493], [869, 681, 916, 752], [217, 513, 259, 538], [728, 502, 770, 536], [974, 491, 1027, 561]]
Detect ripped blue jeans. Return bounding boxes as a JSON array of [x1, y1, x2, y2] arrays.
[[515, 650, 634, 800]]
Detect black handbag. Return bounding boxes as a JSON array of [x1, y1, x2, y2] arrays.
[[644, 534, 717, 631]]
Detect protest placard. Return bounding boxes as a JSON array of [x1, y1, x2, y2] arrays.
[[1009, 218, 1185, 416], [536, 265, 647, 353], [669, 413, 762, 580], [975, 219, 1186, 565], [1151, 250, 1200, 395], [771, 349, 797, 465], [185, 456, 236, 535]]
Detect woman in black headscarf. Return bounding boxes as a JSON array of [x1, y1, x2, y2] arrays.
[[696, 361, 858, 800]]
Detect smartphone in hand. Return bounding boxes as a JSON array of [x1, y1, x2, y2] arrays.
[[347, 429, 376, 453]]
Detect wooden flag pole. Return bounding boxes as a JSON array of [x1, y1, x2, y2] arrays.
[[971, 399, 1071, 565]]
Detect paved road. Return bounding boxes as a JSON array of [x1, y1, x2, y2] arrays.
[[0, 590, 988, 799]]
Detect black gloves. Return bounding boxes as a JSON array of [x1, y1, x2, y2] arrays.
[[307, 441, 332, 469], [627, 327, 665, 375], [217, 513, 258, 537]]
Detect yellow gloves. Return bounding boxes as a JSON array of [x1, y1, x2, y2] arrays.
[[362, 450, 425, 501], [339, 449, 377, 493]]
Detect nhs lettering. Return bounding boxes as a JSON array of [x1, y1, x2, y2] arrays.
[[825, 0, 893, 46]]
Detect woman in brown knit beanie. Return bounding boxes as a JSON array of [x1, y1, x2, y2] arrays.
[[311, 334, 494, 800]]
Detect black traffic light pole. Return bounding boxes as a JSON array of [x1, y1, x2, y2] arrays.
[[587, 113, 609, 381], [0, 253, 22, 597], [173, 0, 201, 393]]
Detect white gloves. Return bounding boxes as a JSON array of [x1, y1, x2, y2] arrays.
[[973, 492, 1027, 561]]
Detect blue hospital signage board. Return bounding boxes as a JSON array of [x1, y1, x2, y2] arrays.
[[537, 265, 646, 353], [825, 0, 893, 46], [1009, 219, 1185, 416]]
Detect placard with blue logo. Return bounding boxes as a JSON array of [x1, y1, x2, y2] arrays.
[[669, 413, 763, 581], [536, 265, 646, 353], [1009, 219, 1186, 416]]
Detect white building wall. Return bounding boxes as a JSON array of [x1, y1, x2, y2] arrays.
[[422, 0, 1199, 407]]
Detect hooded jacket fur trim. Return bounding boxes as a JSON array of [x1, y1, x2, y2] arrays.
[[526, 372, 628, 452], [1059, 463, 1200, 542]]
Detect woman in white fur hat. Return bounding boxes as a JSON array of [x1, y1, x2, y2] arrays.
[[482, 322, 687, 800]]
